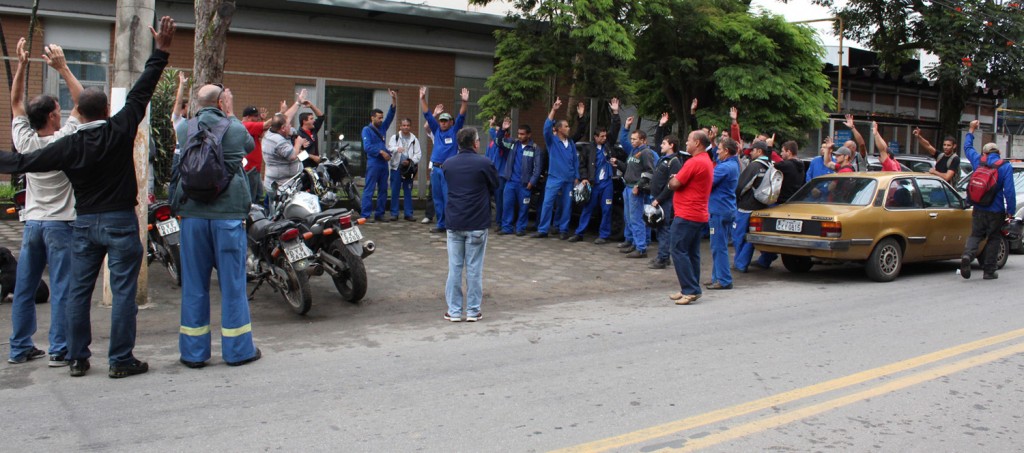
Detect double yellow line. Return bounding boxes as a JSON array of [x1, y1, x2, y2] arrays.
[[554, 327, 1024, 453]]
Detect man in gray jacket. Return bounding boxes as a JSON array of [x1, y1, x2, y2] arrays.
[[172, 84, 261, 369]]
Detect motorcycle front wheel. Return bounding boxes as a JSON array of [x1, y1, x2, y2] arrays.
[[327, 239, 367, 303], [275, 255, 313, 315]]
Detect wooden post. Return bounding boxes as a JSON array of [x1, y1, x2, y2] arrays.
[[107, 0, 156, 306]]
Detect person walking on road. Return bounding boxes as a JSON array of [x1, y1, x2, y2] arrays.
[[442, 127, 498, 322], [960, 120, 1017, 280]]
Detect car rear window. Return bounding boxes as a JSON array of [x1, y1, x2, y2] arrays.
[[790, 177, 879, 205]]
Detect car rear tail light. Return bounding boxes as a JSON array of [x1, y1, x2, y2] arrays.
[[820, 221, 842, 238], [749, 217, 763, 233], [280, 228, 300, 242], [338, 215, 352, 229], [14, 191, 25, 207], [155, 205, 172, 222]]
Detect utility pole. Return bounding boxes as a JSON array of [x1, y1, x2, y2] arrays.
[[106, 0, 156, 306]]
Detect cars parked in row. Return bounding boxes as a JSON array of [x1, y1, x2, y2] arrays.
[[746, 172, 1008, 282]]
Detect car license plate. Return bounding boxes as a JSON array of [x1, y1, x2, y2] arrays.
[[776, 219, 803, 233], [340, 226, 363, 244], [284, 243, 313, 263], [156, 219, 180, 236]]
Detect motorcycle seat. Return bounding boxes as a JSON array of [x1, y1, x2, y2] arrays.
[[302, 208, 352, 226]]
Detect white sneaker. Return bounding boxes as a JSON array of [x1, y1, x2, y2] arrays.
[[420, 217, 431, 224]]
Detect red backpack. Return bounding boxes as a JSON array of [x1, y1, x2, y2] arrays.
[[966, 157, 1004, 206]]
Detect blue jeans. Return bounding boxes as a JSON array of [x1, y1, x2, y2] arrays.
[[538, 178, 573, 234], [361, 163, 389, 219], [671, 217, 705, 296], [655, 203, 675, 261], [623, 187, 648, 251], [431, 167, 448, 229], [733, 211, 754, 271], [67, 210, 143, 365], [179, 218, 258, 363], [709, 212, 735, 286], [575, 180, 613, 238], [445, 229, 488, 317], [9, 220, 72, 360], [501, 181, 530, 233], [389, 169, 414, 218]]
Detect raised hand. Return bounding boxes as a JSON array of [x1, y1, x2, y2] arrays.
[[419, 86, 427, 99], [179, 71, 187, 85], [969, 120, 979, 132], [871, 121, 878, 134], [767, 133, 775, 148], [279, 100, 287, 113], [710, 125, 719, 138], [297, 89, 308, 104], [625, 116, 634, 128], [433, 104, 444, 117], [388, 88, 398, 102], [42, 44, 67, 70], [552, 97, 562, 111], [502, 116, 512, 130], [609, 97, 620, 114], [912, 127, 921, 137], [15, 38, 27, 65], [659, 112, 669, 127], [844, 113, 856, 129], [576, 101, 585, 118], [690, 98, 698, 113], [729, 106, 738, 121], [259, 107, 268, 119], [460, 87, 470, 102], [488, 116, 496, 128], [149, 16, 176, 52]]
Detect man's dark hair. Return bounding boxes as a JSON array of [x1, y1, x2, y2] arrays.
[[782, 140, 799, 154], [299, 112, 313, 124], [401, 117, 413, 125], [633, 129, 647, 141], [457, 127, 479, 149], [943, 136, 958, 145], [720, 137, 739, 155], [518, 124, 531, 134], [369, 108, 383, 118], [693, 130, 710, 148], [26, 94, 59, 130], [269, 113, 288, 133], [554, 119, 568, 131], [594, 126, 608, 137], [77, 87, 108, 122], [663, 134, 680, 152]]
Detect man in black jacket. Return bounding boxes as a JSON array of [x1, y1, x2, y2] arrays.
[[569, 101, 621, 243], [0, 17, 176, 378], [732, 141, 771, 273], [649, 135, 689, 269]]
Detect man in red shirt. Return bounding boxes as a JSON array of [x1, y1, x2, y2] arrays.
[[667, 130, 715, 305], [241, 106, 269, 203], [872, 121, 902, 172]]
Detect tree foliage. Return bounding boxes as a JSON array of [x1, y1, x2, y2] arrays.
[[474, 0, 834, 142], [809, 0, 1024, 136]]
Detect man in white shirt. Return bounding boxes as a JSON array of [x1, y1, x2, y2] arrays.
[[387, 118, 421, 220]]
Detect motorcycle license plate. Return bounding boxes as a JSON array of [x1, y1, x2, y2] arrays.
[[284, 243, 313, 263], [340, 226, 363, 244], [157, 219, 180, 236]]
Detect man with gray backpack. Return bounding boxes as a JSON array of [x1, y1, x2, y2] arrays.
[[732, 141, 781, 272], [171, 83, 261, 369]]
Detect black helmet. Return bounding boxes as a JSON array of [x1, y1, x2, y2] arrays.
[[572, 181, 591, 205], [643, 204, 664, 228], [637, 172, 653, 191]]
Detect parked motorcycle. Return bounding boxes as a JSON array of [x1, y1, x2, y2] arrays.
[[146, 198, 183, 286], [246, 203, 315, 315], [272, 154, 374, 303], [329, 136, 362, 213]]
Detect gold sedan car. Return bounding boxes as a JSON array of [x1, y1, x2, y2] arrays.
[[746, 173, 1007, 282]]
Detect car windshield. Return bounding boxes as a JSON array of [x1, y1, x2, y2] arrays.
[[789, 177, 879, 205]]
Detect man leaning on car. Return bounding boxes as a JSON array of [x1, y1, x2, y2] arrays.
[[959, 120, 1016, 280]]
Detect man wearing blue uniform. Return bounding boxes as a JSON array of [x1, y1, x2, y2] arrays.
[[805, 137, 835, 183], [568, 100, 621, 244], [497, 120, 541, 236], [420, 86, 469, 233], [531, 97, 580, 239], [360, 89, 397, 222], [614, 113, 658, 258], [706, 138, 740, 289], [486, 117, 508, 229]]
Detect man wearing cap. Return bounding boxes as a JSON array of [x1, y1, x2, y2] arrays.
[[824, 143, 856, 174], [960, 120, 1017, 280], [732, 141, 772, 273], [420, 86, 469, 233], [360, 89, 398, 222]]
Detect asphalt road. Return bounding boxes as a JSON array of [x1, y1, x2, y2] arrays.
[[1, 219, 1022, 452]]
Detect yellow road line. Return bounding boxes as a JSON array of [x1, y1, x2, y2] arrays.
[[668, 341, 1024, 452], [552, 327, 1024, 453]]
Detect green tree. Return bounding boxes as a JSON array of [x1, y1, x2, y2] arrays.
[[470, 0, 667, 120], [809, 0, 1024, 136], [631, 0, 834, 137], [150, 69, 181, 197]]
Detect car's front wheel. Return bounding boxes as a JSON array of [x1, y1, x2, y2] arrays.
[[865, 238, 902, 282]]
